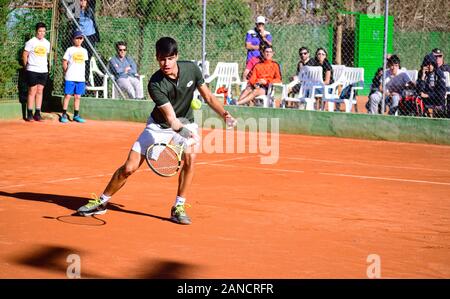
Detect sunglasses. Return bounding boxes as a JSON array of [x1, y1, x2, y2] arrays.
[[317, 53, 326, 56], [118, 49, 127, 52], [434, 54, 443, 58], [75, 37, 83, 40], [300, 52, 308, 56]]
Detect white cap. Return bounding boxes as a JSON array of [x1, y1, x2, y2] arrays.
[[256, 16, 266, 24]]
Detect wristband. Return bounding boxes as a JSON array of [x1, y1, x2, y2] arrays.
[[178, 126, 192, 139]]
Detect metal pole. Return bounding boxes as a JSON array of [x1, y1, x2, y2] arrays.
[[381, 0, 389, 114], [201, 0, 207, 78], [60, 0, 126, 99], [49, 0, 59, 72]]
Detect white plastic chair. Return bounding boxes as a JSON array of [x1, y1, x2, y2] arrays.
[[205, 62, 242, 98], [337, 67, 365, 113], [254, 83, 284, 108], [282, 66, 323, 110], [86, 56, 109, 99], [332, 64, 346, 83]]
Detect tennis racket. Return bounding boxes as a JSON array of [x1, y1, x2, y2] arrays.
[[145, 138, 197, 177]]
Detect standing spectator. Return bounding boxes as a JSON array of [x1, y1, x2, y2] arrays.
[[245, 15, 272, 64], [367, 55, 412, 115], [77, 0, 100, 85], [237, 45, 281, 106], [109, 41, 144, 99], [60, 31, 89, 123], [242, 44, 266, 82], [417, 53, 447, 117], [22, 22, 50, 122]]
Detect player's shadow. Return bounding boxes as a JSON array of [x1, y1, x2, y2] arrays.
[[134, 259, 198, 279], [0, 191, 171, 222], [12, 244, 104, 278]]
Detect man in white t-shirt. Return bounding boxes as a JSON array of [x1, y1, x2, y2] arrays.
[[60, 31, 89, 123], [22, 22, 50, 122], [368, 55, 413, 115]]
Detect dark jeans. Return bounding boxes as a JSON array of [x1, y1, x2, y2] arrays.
[[82, 35, 97, 84]]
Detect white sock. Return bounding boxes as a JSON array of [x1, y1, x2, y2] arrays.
[[100, 194, 111, 203], [174, 196, 185, 206]]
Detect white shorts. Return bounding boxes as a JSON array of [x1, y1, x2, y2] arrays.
[[131, 118, 199, 155]]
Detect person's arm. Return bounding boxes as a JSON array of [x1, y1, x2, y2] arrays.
[[324, 70, 331, 85], [128, 57, 138, 75], [158, 103, 187, 134], [245, 41, 259, 51], [22, 50, 29, 68], [62, 59, 68, 75], [198, 84, 234, 122], [110, 57, 126, 76]]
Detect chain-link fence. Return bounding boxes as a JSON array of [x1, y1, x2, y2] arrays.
[[2, 0, 449, 117]]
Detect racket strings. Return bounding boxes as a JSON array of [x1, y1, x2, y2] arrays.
[[148, 145, 180, 176]]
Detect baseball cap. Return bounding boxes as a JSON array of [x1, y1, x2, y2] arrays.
[[256, 16, 266, 24], [432, 48, 443, 55], [73, 30, 83, 38]]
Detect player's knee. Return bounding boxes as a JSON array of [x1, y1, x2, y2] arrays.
[[121, 163, 137, 178], [183, 153, 196, 168]]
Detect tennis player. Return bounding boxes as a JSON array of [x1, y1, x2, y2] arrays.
[[77, 37, 236, 225]]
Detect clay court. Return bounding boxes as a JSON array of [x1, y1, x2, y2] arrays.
[[0, 119, 449, 278]]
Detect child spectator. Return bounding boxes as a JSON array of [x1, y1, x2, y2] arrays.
[[60, 31, 89, 123]]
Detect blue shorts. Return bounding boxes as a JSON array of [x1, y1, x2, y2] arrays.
[[64, 81, 86, 95]]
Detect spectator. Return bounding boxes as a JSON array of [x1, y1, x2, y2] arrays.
[[60, 31, 89, 123], [432, 48, 450, 73], [365, 67, 383, 113], [22, 22, 50, 122], [242, 44, 266, 82], [367, 55, 412, 115], [109, 41, 144, 99], [288, 46, 316, 96], [313, 47, 334, 110], [77, 0, 100, 85], [236, 45, 281, 106], [245, 15, 272, 64], [416, 53, 447, 117]]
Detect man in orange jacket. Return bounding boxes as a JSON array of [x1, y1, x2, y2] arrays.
[[236, 45, 282, 106]]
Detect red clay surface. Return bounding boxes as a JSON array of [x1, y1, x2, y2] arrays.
[[0, 118, 449, 278]]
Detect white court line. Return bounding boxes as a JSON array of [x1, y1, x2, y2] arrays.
[[319, 172, 450, 186], [208, 163, 305, 174], [0, 156, 256, 190], [286, 157, 450, 173], [203, 163, 450, 186]]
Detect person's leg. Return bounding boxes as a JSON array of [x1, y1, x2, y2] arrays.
[[237, 87, 266, 105], [33, 84, 45, 121], [77, 150, 145, 216], [369, 92, 382, 114], [61, 94, 71, 123], [26, 85, 37, 121], [117, 77, 135, 98], [73, 82, 87, 122], [388, 94, 400, 115], [130, 77, 143, 99]]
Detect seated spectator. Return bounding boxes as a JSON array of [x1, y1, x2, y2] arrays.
[[288, 46, 316, 96], [313, 47, 334, 110], [365, 67, 383, 113], [367, 55, 412, 115], [109, 41, 144, 99], [236, 45, 281, 106], [416, 53, 447, 117]]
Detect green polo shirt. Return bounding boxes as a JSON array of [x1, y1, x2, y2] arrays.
[[148, 61, 204, 128]]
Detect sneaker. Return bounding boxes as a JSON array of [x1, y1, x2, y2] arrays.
[[77, 194, 108, 216], [60, 114, 69, 123], [33, 114, 43, 122], [73, 115, 86, 123], [170, 204, 191, 225], [25, 114, 34, 122]]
